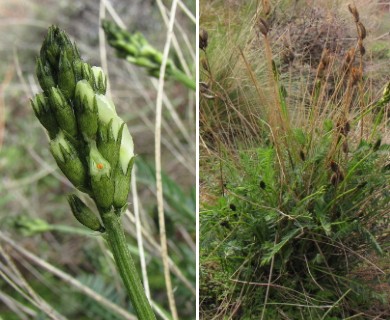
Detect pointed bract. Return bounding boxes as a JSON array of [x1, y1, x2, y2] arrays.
[[91, 66, 107, 94], [113, 156, 134, 209]]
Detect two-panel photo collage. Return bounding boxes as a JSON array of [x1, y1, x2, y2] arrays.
[[0, 0, 389, 319]]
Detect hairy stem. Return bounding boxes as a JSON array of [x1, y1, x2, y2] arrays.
[[101, 210, 156, 320]]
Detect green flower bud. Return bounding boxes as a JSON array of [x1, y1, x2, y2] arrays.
[[74, 80, 98, 139], [82, 62, 95, 88], [67, 194, 104, 232], [72, 42, 81, 60], [113, 156, 134, 209], [63, 43, 80, 64], [39, 26, 55, 59], [139, 45, 158, 60], [48, 87, 78, 137], [91, 66, 107, 94], [36, 58, 56, 92], [132, 56, 157, 69], [31, 93, 59, 139], [56, 29, 71, 46], [112, 40, 137, 56], [89, 143, 114, 210], [57, 30, 80, 62], [97, 120, 124, 170], [50, 131, 88, 190], [102, 20, 131, 43], [133, 32, 148, 47], [150, 51, 164, 65], [58, 51, 76, 99], [73, 59, 84, 82], [41, 26, 79, 70], [40, 26, 61, 67], [73, 61, 94, 86]]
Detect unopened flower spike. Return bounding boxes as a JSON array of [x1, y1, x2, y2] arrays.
[[102, 20, 196, 91], [31, 25, 156, 320]]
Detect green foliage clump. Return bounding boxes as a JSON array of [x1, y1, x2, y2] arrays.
[[201, 136, 389, 318]]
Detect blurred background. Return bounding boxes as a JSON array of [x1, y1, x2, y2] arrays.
[[0, 0, 196, 319]]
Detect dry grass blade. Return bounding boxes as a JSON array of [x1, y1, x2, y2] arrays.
[[0, 232, 138, 320], [0, 244, 68, 320], [0, 290, 36, 319], [123, 210, 196, 294], [155, 0, 180, 319]]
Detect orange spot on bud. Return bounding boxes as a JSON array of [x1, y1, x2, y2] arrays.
[[97, 163, 104, 170]]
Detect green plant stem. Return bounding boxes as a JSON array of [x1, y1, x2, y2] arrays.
[[170, 67, 195, 91], [48, 224, 95, 236], [101, 210, 156, 320]]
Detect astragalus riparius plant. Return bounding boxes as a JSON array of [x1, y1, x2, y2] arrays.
[[200, 1, 389, 318], [31, 26, 156, 320]]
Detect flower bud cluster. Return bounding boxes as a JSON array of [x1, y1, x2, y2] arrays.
[[102, 20, 175, 78], [31, 26, 135, 230]]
